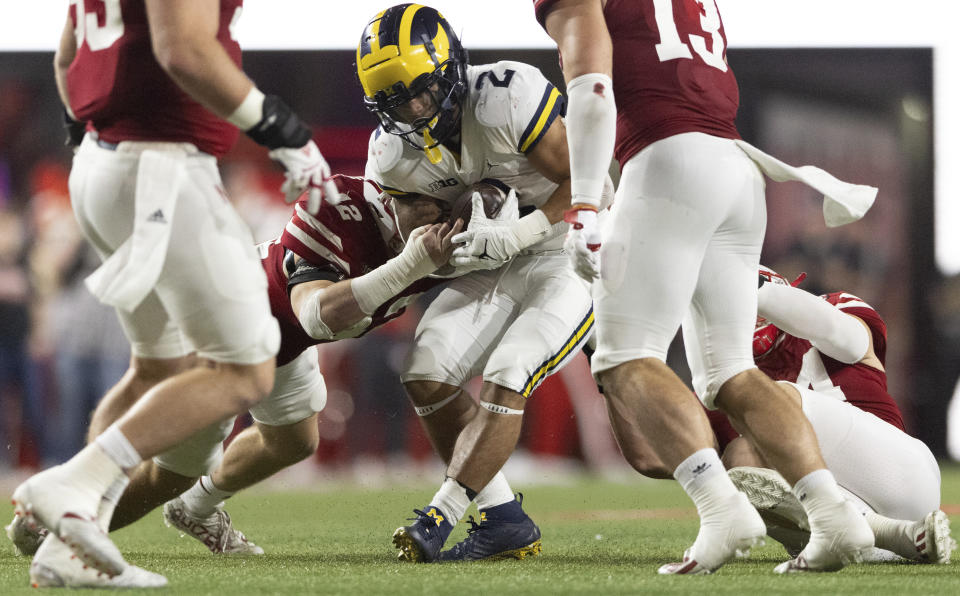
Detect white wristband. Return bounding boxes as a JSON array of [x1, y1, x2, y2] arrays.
[[350, 229, 436, 315], [511, 209, 552, 250], [227, 87, 266, 131]]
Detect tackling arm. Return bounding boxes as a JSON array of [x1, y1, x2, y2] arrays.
[[291, 222, 459, 340], [290, 277, 371, 341], [757, 282, 872, 365]]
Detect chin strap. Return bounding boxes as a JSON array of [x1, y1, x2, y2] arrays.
[[422, 129, 442, 164]]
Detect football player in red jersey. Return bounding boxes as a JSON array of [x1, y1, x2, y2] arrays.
[[702, 269, 955, 565], [9, 176, 461, 580], [9, 0, 340, 588], [533, 0, 878, 574]]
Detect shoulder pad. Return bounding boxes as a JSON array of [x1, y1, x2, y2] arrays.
[[367, 128, 403, 174], [472, 62, 529, 128]]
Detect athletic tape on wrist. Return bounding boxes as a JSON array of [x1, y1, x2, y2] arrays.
[[227, 87, 266, 131], [414, 390, 462, 417], [480, 400, 524, 416], [512, 209, 552, 250]]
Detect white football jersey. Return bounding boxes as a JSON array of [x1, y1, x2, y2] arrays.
[[365, 61, 566, 249]]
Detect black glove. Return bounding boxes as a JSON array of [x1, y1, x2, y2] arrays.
[[63, 108, 86, 147], [245, 95, 312, 150]]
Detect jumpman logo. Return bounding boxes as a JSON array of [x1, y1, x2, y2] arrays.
[[478, 240, 496, 261]]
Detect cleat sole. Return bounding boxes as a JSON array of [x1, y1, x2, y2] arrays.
[[392, 527, 426, 563], [489, 539, 543, 561]]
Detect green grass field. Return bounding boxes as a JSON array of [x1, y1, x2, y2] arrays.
[[2, 464, 959, 595]]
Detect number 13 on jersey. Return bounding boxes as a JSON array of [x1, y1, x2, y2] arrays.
[[652, 0, 728, 72]]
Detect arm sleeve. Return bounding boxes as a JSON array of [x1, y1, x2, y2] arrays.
[[757, 283, 870, 364]]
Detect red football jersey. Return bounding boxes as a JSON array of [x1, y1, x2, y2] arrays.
[[709, 291, 904, 452], [756, 292, 903, 430], [262, 176, 443, 366], [66, 0, 242, 157], [534, 0, 740, 166]]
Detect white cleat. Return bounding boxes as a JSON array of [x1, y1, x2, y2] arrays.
[[5, 512, 48, 556], [912, 510, 956, 564], [30, 534, 167, 589], [657, 492, 766, 575], [773, 500, 874, 573], [11, 466, 127, 577], [162, 497, 264, 555]]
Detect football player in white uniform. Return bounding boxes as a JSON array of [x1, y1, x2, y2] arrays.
[[358, 4, 604, 562]]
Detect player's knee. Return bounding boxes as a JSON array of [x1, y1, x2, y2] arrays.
[[222, 359, 276, 411], [260, 416, 319, 464], [404, 379, 456, 407], [130, 354, 197, 386]]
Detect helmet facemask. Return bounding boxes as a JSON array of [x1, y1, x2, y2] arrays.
[[367, 61, 465, 154]]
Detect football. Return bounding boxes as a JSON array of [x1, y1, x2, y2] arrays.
[[447, 179, 509, 228]]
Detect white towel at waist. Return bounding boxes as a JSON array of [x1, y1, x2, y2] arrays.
[[85, 148, 187, 312], [734, 139, 877, 227]]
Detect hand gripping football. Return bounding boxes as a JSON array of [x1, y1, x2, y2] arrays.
[[447, 179, 509, 228]]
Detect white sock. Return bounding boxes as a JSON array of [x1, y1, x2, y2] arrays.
[[430, 478, 471, 526], [475, 472, 515, 510], [94, 424, 143, 470], [565, 72, 616, 208], [65, 442, 127, 499], [97, 475, 131, 533], [793, 468, 846, 523], [865, 510, 917, 559], [673, 448, 739, 518], [180, 476, 235, 518]]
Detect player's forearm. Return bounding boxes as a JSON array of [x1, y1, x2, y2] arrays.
[[757, 283, 870, 364], [294, 281, 370, 341], [537, 178, 573, 225]]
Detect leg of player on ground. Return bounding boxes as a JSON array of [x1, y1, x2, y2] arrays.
[[726, 383, 955, 564]]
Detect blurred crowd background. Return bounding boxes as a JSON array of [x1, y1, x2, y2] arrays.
[[1, 47, 957, 481]]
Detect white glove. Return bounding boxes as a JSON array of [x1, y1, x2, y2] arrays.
[[268, 140, 340, 213], [450, 189, 551, 269], [563, 207, 602, 281]]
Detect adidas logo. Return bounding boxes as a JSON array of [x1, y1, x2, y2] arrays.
[[692, 462, 711, 475], [147, 209, 167, 224]]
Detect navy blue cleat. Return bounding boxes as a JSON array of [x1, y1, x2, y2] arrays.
[[438, 495, 542, 562], [392, 506, 454, 563]]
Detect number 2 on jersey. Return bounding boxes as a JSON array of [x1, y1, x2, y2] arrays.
[[651, 0, 728, 72]]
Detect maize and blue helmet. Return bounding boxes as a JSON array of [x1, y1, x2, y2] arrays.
[[357, 4, 468, 158]]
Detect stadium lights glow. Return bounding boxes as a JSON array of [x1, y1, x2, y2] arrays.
[[6, 1, 957, 274]]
